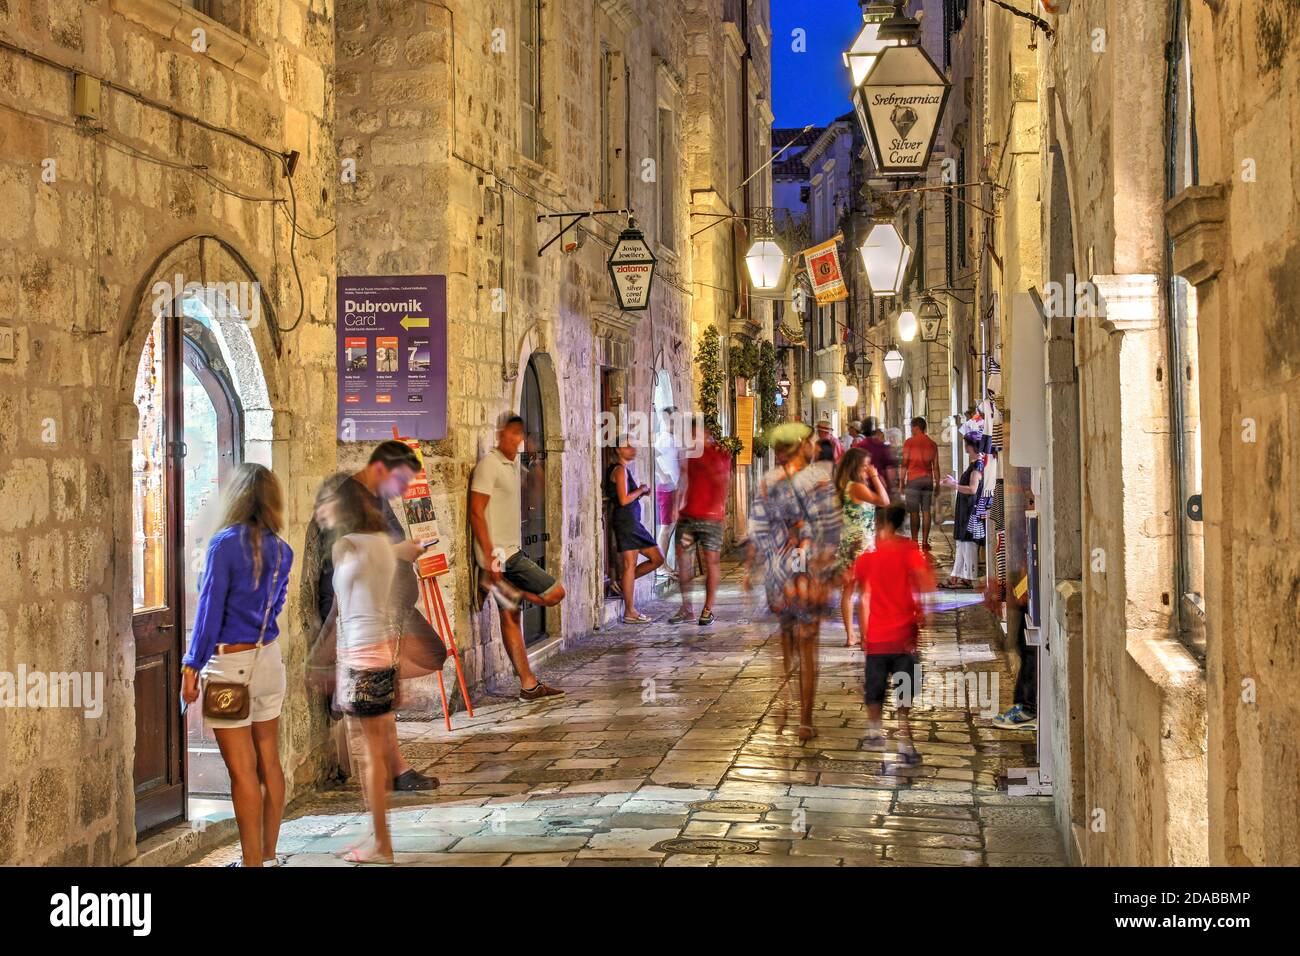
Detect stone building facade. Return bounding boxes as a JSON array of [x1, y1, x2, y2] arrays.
[[948, 0, 1300, 866], [0, 0, 337, 864]]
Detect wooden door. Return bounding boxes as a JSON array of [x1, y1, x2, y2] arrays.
[[131, 313, 186, 835]]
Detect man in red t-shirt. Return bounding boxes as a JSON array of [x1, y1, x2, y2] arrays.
[[901, 416, 940, 553], [669, 420, 732, 626], [853, 503, 936, 763]]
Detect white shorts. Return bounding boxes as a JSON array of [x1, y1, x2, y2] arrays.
[[201, 641, 286, 730]]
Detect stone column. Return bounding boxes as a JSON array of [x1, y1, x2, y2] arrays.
[[1090, 272, 1207, 866], [1165, 184, 1237, 864]]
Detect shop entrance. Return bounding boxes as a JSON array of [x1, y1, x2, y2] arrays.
[[130, 271, 273, 836]]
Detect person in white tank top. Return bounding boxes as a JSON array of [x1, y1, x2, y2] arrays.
[[333, 531, 397, 671], [326, 479, 405, 864]]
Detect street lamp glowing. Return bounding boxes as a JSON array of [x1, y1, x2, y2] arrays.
[[811, 378, 828, 399], [843, 3, 900, 88], [884, 348, 905, 381], [744, 238, 786, 291], [842, 384, 860, 407], [897, 308, 918, 342], [859, 221, 912, 296]]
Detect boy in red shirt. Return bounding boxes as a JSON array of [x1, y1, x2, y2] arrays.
[[852, 503, 936, 763]]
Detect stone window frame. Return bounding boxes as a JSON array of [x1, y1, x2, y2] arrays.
[[112, 0, 268, 81], [517, 0, 543, 164], [654, 56, 683, 258]]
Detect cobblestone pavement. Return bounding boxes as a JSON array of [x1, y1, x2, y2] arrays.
[[192, 557, 1065, 868]]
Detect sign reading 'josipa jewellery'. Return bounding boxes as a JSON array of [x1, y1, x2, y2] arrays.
[[607, 222, 657, 311], [854, 43, 950, 177]]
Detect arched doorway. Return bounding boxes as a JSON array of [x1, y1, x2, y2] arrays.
[[519, 356, 549, 644], [128, 241, 274, 835]]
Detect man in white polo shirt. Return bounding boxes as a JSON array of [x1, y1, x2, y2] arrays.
[[468, 413, 566, 701]]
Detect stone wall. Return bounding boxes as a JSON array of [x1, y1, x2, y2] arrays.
[[334, 0, 718, 700], [0, 0, 337, 864], [1176, 0, 1300, 867]]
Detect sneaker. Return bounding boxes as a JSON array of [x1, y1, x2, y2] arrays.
[[519, 681, 565, 702], [992, 704, 1037, 730], [698, 608, 715, 626], [393, 769, 440, 791], [898, 743, 922, 765], [667, 607, 694, 624]]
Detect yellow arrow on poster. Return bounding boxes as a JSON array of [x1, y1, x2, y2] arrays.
[[400, 315, 429, 331]]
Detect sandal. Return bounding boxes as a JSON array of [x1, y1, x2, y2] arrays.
[[622, 612, 651, 624], [797, 724, 818, 742], [343, 847, 394, 865]]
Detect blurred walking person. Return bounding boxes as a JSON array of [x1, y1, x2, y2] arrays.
[[606, 437, 665, 623], [901, 417, 940, 553], [670, 418, 732, 627], [832, 448, 891, 647], [748, 423, 841, 741], [328, 478, 402, 864], [852, 503, 936, 764], [181, 464, 292, 868]]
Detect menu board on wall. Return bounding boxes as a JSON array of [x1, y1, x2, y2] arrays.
[[337, 275, 447, 441]]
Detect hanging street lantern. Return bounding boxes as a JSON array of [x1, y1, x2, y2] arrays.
[[851, 5, 950, 178], [842, 384, 860, 407], [897, 308, 918, 343], [607, 218, 657, 311], [884, 347, 905, 381], [843, 3, 901, 89], [744, 205, 787, 291], [811, 378, 828, 399], [745, 239, 786, 290], [859, 212, 912, 296], [918, 293, 944, 342]]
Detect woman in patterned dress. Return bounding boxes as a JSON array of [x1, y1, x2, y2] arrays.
[[832, 448, 891, 647], [748, 423, 842, 741]]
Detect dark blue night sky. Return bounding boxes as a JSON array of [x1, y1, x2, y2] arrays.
[[770, 0, 866, 128]]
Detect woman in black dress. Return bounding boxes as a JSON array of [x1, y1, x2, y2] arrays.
[[606, 437, 665, 622]]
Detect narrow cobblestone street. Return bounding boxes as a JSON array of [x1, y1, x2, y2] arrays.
[[193, 559, 1063, 867]]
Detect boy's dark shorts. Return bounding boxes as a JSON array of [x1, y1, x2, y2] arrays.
[[503, 550, 559, 599], [865, 652, 918, 707]]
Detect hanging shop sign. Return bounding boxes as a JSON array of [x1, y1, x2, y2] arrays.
[[802, 236, 848, 305], [853, 43, 950, 177], [337, 275, 448, 442], [608, 221, 657, 311]]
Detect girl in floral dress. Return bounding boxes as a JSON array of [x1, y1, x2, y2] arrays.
[[832, 448, 892, 647]]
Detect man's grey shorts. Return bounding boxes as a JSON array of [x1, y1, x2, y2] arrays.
[[503, 551, 560, 599], [675, 517, 725, 554], [904, 476, 935, 512]]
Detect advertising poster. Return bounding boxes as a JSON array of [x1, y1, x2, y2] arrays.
[[396, 437, 452, 581], [337, 275, 447, 441]]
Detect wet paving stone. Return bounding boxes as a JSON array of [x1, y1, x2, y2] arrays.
[[188, 564, 1067, 868]]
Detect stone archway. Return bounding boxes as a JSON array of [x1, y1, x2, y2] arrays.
[[511, 326, 565, 642], [114, 235, 279, 834]]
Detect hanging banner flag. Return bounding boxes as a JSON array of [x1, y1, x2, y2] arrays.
[[802, 237, 848, 305]]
